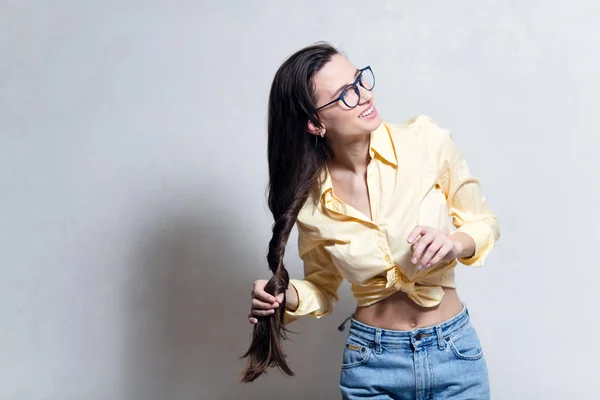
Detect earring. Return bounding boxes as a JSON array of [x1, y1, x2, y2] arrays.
[[315, 130, 325, 148], [316, 131, 325, 147]]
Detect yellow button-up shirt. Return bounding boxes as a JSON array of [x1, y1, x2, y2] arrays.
[[284, 115, 499, 323]]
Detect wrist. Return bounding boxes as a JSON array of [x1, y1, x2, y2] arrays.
[[285, 283, 299, 312], [452, 238, 465, 257], [450, 232, 475, 259]]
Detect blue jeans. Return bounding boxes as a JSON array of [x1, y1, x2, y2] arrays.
[[338, 305, 489, 399]]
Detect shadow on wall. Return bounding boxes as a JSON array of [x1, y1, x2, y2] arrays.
[[121, 193, 258, 399], [120, 190, 344, 400]]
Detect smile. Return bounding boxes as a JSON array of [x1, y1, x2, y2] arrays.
[[359, 106, 375, 118]]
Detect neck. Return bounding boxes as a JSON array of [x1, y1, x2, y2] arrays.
[[328, 132, 371, 174]]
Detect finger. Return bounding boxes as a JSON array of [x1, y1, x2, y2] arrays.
[[427, 244, 452, 268], [248, 314, 258, 324], [410, 236, 421, 252], [275, 293, 284, 304], [251, 308, 276, 317], [253, 286, 276, 304], [419, 238, 444, 269], [252, 298, 278, 310], [408, 225, 429, 244], [411, 233, 435, 264]]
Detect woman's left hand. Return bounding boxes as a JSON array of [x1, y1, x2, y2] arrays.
[[407, 225, 463, 270]]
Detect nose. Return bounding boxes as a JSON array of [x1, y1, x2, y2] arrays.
[[358, 85, 373, 105]]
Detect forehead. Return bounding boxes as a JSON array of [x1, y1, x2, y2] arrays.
[[313, 54, 358, 99]]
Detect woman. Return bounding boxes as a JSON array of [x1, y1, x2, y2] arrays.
[[241, 42, 499, 399]]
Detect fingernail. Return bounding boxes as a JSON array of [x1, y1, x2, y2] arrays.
[[273, 302, 279, 308], [408, 237, 414, 243], [411, 258, 417, 264], [418, 265, 422, 270], [427, 263, 432, 268]]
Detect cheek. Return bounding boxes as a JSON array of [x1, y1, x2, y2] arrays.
[[335, 108, 361, 126], [325, 108, 382, 135], [322, 109, 357, 131]]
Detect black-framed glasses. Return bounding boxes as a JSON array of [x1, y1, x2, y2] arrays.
[[316, 66, 375, 110]]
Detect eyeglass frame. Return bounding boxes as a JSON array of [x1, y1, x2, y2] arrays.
[[316, 66, 375, 111]]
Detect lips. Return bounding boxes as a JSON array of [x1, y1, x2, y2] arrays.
[[359, 106, 374, 118]]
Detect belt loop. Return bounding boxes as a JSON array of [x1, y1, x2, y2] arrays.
[[435, 325, 445, 350], [375, 329, 382, 355], [337, 315, 352, 332]]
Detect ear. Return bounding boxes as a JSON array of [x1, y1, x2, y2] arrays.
[[307, 120, 325, 137]]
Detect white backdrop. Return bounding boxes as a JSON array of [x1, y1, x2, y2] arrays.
[[1, 1, 599, 399]]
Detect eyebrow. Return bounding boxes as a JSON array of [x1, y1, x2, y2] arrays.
[[332, 68, 360, 96]]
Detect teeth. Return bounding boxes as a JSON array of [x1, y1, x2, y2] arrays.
[[359, 106, 374, 118]]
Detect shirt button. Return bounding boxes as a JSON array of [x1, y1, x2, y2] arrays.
[[385, 255, 392, 263]]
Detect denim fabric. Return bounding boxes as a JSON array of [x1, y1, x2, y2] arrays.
[[339, 306, 489, 399]]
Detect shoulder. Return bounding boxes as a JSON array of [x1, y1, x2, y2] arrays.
[[297, 197, 318, 227], [295, 198, 328, 253], [296, 196, 325, 238], [386, 114, 449, 138], [385, 114, 453, 151], [386, 115, 461, 170]]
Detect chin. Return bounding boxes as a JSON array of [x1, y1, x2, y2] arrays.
[[363, 115, 383, 131]]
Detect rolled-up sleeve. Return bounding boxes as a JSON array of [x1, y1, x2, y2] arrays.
[[284, 227, 343, 325], [431, 118, 500, 267]]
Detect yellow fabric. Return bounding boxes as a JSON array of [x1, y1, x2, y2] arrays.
[[284, 115, 499, 324]]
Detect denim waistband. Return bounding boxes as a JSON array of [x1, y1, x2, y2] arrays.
[[340, 304, 470, 348]]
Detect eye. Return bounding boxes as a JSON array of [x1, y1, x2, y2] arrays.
[[359, 69, 375, 90], [342, 85, 360, 108]]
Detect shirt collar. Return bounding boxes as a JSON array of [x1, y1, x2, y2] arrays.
[[369, 122, 398, 167], [319, 122, 397, 200]]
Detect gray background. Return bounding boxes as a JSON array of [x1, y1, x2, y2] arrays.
[[1, 0, 599, 399]]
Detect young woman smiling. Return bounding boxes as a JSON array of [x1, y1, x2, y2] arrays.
[[242, 43, 499, 399]]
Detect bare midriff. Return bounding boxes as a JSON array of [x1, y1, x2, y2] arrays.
[[353, 285, 463, 331]]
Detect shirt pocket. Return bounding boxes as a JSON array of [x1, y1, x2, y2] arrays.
[[323, 233, 380, 284]]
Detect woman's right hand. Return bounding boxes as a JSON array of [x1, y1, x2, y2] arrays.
[[248, 280, 298, 325]]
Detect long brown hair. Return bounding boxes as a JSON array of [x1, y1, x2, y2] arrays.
[[240, 43, 338, 382]]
